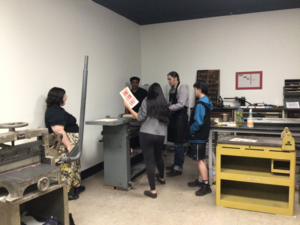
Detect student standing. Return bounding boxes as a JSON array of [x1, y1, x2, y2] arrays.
[[125, 83, 170, 198], [125, 76, 148, 149], [166, 71, 189, 177], [188, 81, 213, 196], [125, 76, 148, 113]]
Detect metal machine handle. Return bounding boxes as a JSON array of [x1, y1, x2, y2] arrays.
[[58, 56, 89, 163]]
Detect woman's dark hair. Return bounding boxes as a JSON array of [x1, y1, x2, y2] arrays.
[[147, 83, 171, 124], [46, 87, 66, 108], [168, 71, 180, 82], [193, 80, 208, 95]]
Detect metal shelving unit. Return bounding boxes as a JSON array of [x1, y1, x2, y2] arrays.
[[216, 136, 296, 216]]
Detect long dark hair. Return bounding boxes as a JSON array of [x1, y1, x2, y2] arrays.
[[147, 83, 171, 124], [168, 71, 180, 82], [46, 87, 65, 108]]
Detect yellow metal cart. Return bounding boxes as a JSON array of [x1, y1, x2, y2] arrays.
[[216, 128, 296, 216]]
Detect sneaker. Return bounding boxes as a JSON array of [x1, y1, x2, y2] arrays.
[[166, 169, 182, 177], [166, 164, 174, 170], [195, 184, 212, 196], [188, 179, 203, 187]]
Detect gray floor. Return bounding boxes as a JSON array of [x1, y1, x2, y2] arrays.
[[69, 156, 300, 225]]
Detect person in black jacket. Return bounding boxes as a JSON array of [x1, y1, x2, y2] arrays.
[[125, 77, 148, 113], [188, 81, 213, 196]]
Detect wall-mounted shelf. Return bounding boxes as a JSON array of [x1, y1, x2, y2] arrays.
[[196, 70, 220, 106]]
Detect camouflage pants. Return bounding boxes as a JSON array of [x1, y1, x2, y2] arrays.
[[51, 133, 81, 192]]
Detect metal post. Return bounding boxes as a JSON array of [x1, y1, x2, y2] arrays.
[[208, 130, 213, 185], [77, 55, 89, 157], [60, 56, 89, 163]]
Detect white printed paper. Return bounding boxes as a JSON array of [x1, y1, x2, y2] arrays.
[[120, 87, 139, 108], [286, 102, 299, 108], [229, 138, 257, 143], [95, 119, 118, 122]]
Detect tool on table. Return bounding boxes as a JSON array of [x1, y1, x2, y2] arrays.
[[217, 122, 236, 127], [224, 96, 252, 106], [217, 96, 224, 108], [281, 127, 295, 151]]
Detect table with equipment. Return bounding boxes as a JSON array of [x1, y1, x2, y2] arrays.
[[216, 128, 296, 216], [211, 107, 285, 122], [0, 123, 69, 225], [208, 119, 300, 186], [86, 115, 145, 190]]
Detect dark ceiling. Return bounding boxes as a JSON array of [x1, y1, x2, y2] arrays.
[[92, 0, 300, 25]]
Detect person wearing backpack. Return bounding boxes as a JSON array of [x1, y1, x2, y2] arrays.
[[188, 80, 213, 196]]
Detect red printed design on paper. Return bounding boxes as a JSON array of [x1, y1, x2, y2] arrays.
[[122, 90, 129, 96], [125, 94, 132, 101], [129, 99, 136, 106]]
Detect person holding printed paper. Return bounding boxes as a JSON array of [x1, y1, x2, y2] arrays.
[[124, 83, 171, 199], [125, 77, 148, 113]]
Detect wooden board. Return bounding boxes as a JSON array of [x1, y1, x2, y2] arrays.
[[196, 70, 220, 106]]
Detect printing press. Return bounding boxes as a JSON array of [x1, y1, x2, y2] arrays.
[[86, 114, 145, 190], [0, 56, 89, 225], [0, 122, 69, 225]]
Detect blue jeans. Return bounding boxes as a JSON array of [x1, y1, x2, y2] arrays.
[[173, 143, 184, 171]]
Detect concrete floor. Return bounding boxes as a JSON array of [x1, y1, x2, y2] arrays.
[[69, 156, 300, 225]]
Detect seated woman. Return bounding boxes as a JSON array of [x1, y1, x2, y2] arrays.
[[45, 87, 85, 201], [125, 83, 170, 198]]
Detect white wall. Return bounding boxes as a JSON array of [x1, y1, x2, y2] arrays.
[[1, 3, 300, 171], [141, 9, 300, 107], [0, 0, 141, 170]]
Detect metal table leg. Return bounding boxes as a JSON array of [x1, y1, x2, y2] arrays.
[[208, 130, 213, 185]]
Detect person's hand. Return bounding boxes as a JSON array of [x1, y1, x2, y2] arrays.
[[124, 101, 131, 110], [67, 146, 73, 153]]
